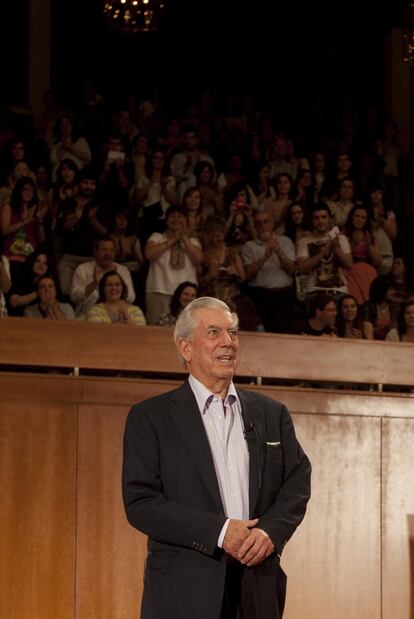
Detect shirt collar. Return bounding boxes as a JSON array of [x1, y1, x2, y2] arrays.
[[188, 374, 239, 414]]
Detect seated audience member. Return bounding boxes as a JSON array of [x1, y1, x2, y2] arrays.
[[0, 161, 35, 208], [7, 250, 50, 316], [86, 270, 145, 325], [296, 204, 352, 302], [327, 177, 357, 231], [156, 281, 198, 326], [24, 274, 75, 320], [336, 294, 373, 339], [1, 176, 47, 273], [291, 294, 337, 336], [0, 247, 11, 316], [70, 237, 135, 317], [50, 115, 91, 182], [98, 132, 134, 211], [110, 209, 143, 271], [365, 275, 398, 340], [292, 168, 314, 214], [242, 210, 295, 333], [387, 256, 414, 306], [247, 161, 276, 211], [194, 160, 221, 218], [385, 301, 414, 342], [199, 216, 245, 304], [225, 205, 256, 250], [182, 187, 204, 238], [144, 205, 202, 324], [284, 202, 311, 244], [54, 158, 78, 203], [269, 134, 297, 181], [264, 172, 293, 235], [369, 185, 397, 274], [34, 163, 53, 214], [56, 166, 108, 295], [130, 133, 149, 183], [343, 205, 381, 305], [310, 151, 328, 201]]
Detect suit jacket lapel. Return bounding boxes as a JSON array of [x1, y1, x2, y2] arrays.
[[238, 390, 265, 518], [168, 381, 224, 514]]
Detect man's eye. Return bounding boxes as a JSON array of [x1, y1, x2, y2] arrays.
[[208, 329, 219, 337], [228, 330, 239, 340]]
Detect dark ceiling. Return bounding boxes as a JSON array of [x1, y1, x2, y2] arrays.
[[1, 0, 410, 107]]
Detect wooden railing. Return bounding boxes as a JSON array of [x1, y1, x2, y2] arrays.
[[1, 317, 413, 388]]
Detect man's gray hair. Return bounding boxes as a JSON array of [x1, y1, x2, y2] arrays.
[[173, 297, 238, 345]]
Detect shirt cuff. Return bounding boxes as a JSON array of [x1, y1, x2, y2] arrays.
[[217, 519, 230, 548]]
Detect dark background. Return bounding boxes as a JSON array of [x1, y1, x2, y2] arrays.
[[1, 1, 410, 111]]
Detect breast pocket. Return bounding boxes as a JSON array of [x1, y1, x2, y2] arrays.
[[263, 442, 284, 489]]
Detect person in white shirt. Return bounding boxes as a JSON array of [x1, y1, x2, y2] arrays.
[[70, 237, 135, 317], [242, 210, 295, 333]]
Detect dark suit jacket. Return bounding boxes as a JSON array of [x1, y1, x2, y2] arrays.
[[122, 380, 311, 619]]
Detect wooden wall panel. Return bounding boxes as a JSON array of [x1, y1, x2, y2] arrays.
[[76, 404, 145, 619], [283, 413, 381, 619], [0, 401, 76, 619], [382, 418, 414, 619]]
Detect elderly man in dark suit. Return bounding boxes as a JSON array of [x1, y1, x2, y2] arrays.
[[122, 297, 311, 619]]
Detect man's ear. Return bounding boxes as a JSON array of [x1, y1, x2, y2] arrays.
[[178, 338, 192, 363]]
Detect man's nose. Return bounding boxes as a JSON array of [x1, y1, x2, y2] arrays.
[[219, 330, 233, 346]]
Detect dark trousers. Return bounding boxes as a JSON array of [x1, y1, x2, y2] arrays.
[[220, 563, 257, 619]]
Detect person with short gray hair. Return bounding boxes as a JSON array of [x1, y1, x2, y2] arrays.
[[123, 297, 311, 619]]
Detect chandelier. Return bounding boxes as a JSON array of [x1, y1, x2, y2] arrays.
[[402, 2, 414, 63], [402, 30, 414, 63], [104, 0, 165, 33]]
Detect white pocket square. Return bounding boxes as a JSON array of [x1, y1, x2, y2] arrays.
[[266, 441, 280, 447]]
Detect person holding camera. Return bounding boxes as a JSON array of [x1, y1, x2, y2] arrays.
[[98, 132, 134, 211]]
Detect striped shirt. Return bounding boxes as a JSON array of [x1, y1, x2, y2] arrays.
[[189, 375, 249, 546]]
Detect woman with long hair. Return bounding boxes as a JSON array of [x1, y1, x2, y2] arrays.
[[385, 301, 414, 342], [156, 281, 198, 326], [336, 294, 373, 339], [1, 176, 47, 268], [7, 249, 50, 315], [344, 205, 382, 305]]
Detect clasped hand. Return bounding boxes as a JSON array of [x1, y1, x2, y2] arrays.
[[223, 518, 274, 567]]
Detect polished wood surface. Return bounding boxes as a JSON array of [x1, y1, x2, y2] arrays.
[[0, 401, 76, 619], [1, 317, 414, 387], [284, 413, 381, 619], [382, 418, 414, 619], [76, 404, 145, 619]]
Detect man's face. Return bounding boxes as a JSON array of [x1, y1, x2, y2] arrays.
[[312, 210, 331, 234], [183, 131, 197, 151], [179, 308, 239, 388], [337, 154, 351, 172], [108, 138, 123, 152], [318, 301, 337, 327], [95, 240, 115, 268], [38, 278, 56, 305], [254, 213, 273, 239], [79, 178, 96, 198]]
